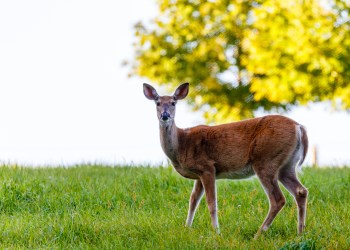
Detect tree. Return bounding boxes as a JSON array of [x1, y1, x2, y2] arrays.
[[131, 0, 350, 123], [246, 0, 350, 109]]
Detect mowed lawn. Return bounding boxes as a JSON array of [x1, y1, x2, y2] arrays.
[[0, 165, 348, 249]]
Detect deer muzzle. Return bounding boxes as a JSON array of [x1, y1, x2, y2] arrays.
[[160, 111, 171, 121]]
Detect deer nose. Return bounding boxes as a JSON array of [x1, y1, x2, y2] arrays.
[[160, 112, 171, 121]]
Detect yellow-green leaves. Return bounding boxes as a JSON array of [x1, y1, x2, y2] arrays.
[[132, 0, 350, 122]]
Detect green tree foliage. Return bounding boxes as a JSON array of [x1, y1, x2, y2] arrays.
[[132, 0, 350, 122]]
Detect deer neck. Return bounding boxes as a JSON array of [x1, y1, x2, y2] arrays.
[[159, 121, 181, 164]]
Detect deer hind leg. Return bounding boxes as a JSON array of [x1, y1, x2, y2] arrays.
[[254, 167, 286, 238], [186, 180, 204, 227], [279, 170, 308, 234]]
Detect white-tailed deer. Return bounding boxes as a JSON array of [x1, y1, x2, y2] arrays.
[[143, 83, 308, 237]]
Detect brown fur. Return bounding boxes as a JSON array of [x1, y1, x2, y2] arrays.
[[143, 83, 309, 237], [175, 115, 299, 179]]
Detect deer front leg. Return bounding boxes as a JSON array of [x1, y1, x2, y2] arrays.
[[200, 171, 220, 234], [186, 180, 204, 227]]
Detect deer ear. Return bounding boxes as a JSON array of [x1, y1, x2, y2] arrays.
[[143, 83, 159, 100], [174, 83, 189, 100]]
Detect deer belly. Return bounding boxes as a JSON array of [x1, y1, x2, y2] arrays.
[[173, 165, 199, 179], [216, 164, 255, 179]]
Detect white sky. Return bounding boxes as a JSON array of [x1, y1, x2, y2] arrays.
[[0, 0, 349, 167]]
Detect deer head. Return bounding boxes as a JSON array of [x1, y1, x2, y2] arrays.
[[143, 83, 189, 125]]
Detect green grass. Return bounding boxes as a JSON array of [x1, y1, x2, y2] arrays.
[[0, 165, 349, 249]]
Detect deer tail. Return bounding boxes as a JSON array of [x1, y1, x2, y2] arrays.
[[298, 125, 309, 166]]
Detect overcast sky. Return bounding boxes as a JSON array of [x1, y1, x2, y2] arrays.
[[0, 0, 349, 167]]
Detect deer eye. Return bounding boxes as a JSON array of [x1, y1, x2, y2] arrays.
[[171, 102, 176, 106], [156, 102, 160, 106]]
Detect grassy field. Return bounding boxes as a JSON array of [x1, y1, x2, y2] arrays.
[[0, 165, 348, 249]]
